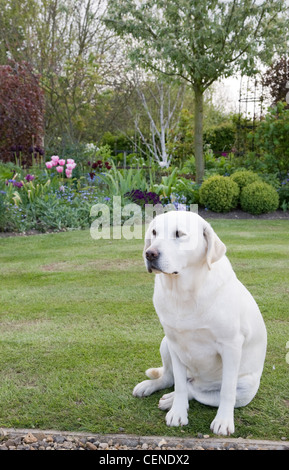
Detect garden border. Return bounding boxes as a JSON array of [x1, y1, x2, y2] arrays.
[[1, 427, 288, 450], [0, 209, 288, 240]]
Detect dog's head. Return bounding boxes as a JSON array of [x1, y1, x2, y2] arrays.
[[144, 211, 226, 275]]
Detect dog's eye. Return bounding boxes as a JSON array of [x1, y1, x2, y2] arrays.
[[176, 230, 180, 238], [152, 229, 156, 236]]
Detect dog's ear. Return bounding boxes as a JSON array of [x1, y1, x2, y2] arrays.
[[203, 224, 226, 270]]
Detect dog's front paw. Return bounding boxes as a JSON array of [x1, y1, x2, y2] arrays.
[[166, 406, 188, 427], [158, 391, 174, 410], [210, 414, 235, 436], [133, 380, 157, 397]]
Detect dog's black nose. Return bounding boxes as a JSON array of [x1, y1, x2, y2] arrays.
[[146, 249, 159, 261]]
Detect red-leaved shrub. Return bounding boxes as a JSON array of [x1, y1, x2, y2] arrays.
[[0, 61, 45, 166]]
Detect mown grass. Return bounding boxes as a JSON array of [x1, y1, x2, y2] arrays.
[[0, 219, 288, 440]]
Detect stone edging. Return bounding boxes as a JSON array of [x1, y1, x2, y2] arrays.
[[1, 428, 288, 451]]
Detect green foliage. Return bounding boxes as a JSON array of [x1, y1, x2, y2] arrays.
[[174, 178, 200, 205], [230, 170, 262, 190], [199, 175, 239, 213], [204, 122, 235, 154], [278, 175, 289, 211], [98, 161, 150, 196], [101, 131, 137, 154], [251, 102, 289, 174], [203, 148, 238, 177], [105, 1, 287, 89], [240, 182, 279, 215], [152, 167, 179, 200], [0, 162, 16, 180], [0, 192, 8, 231], [168, 109, 194, 166], [180, 156, 196, 175]]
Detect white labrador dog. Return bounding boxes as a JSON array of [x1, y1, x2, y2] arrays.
[[133, 210, 267, 435]]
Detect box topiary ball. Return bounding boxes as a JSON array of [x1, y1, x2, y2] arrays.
[[230, 170, 261, 190], [199, 175, 240, 212], [240, 181, 279, 215]]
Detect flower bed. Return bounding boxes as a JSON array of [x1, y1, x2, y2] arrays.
[[0, 152, 287, 234]]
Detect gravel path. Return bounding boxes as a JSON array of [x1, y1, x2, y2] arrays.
[[0, 428, 288, 451]]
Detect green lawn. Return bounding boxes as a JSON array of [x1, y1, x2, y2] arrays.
[[0, 219, 288, 440]]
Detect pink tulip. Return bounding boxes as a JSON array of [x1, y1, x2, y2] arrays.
[[51, 155, 59, 162], [56, 166, 63, 173], [58, 159, 66, 165], [67, 158, 75, 164], [65, 169, 72, 178], [45, 161, 53, 169], [66, 163, 75, 170]]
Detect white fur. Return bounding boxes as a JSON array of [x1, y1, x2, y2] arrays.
[[133, 211, 267, 436]]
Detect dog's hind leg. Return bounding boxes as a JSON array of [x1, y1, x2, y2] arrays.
[[186, 373, 260, 409], [158, 381, 220, 411], [133, 337, 174, 397]]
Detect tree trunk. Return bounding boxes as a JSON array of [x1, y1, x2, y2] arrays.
[[194, 84, 204, 184]]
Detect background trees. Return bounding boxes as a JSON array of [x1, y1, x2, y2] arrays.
[[0, 0, 289, 174], [0, 0, 131, 153], [105, 0, 288, 182]]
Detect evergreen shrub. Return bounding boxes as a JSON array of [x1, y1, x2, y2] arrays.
[[199, 175, 239, 212], [240, 181, 279, 215]]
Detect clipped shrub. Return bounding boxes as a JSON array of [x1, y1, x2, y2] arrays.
[[199, 175, 239, 213], [240, 181, 279, 215], [230, 170, 261, 190]]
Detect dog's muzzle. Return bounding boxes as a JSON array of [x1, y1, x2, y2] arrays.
[[146, 248, 160, 273]]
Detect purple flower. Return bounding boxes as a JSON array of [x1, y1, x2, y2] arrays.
[[25, 174, 35, 182], [125, 190, 160, 206], [6, 179, 23, 188], [13, 181, 23, 188]]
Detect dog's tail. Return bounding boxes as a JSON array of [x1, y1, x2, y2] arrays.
[[145, 367, 163, 379]]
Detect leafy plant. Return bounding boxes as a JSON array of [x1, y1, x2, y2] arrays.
[[152, 167, 179, 200], [174, 178, 200, 205], [99, 161, 149, 196]]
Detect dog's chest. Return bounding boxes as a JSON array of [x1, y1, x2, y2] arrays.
[[153, 285, 204, 329], [153, 285, 220, 370]]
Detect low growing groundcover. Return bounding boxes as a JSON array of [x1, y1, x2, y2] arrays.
[[0, 219, 288, 440]]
